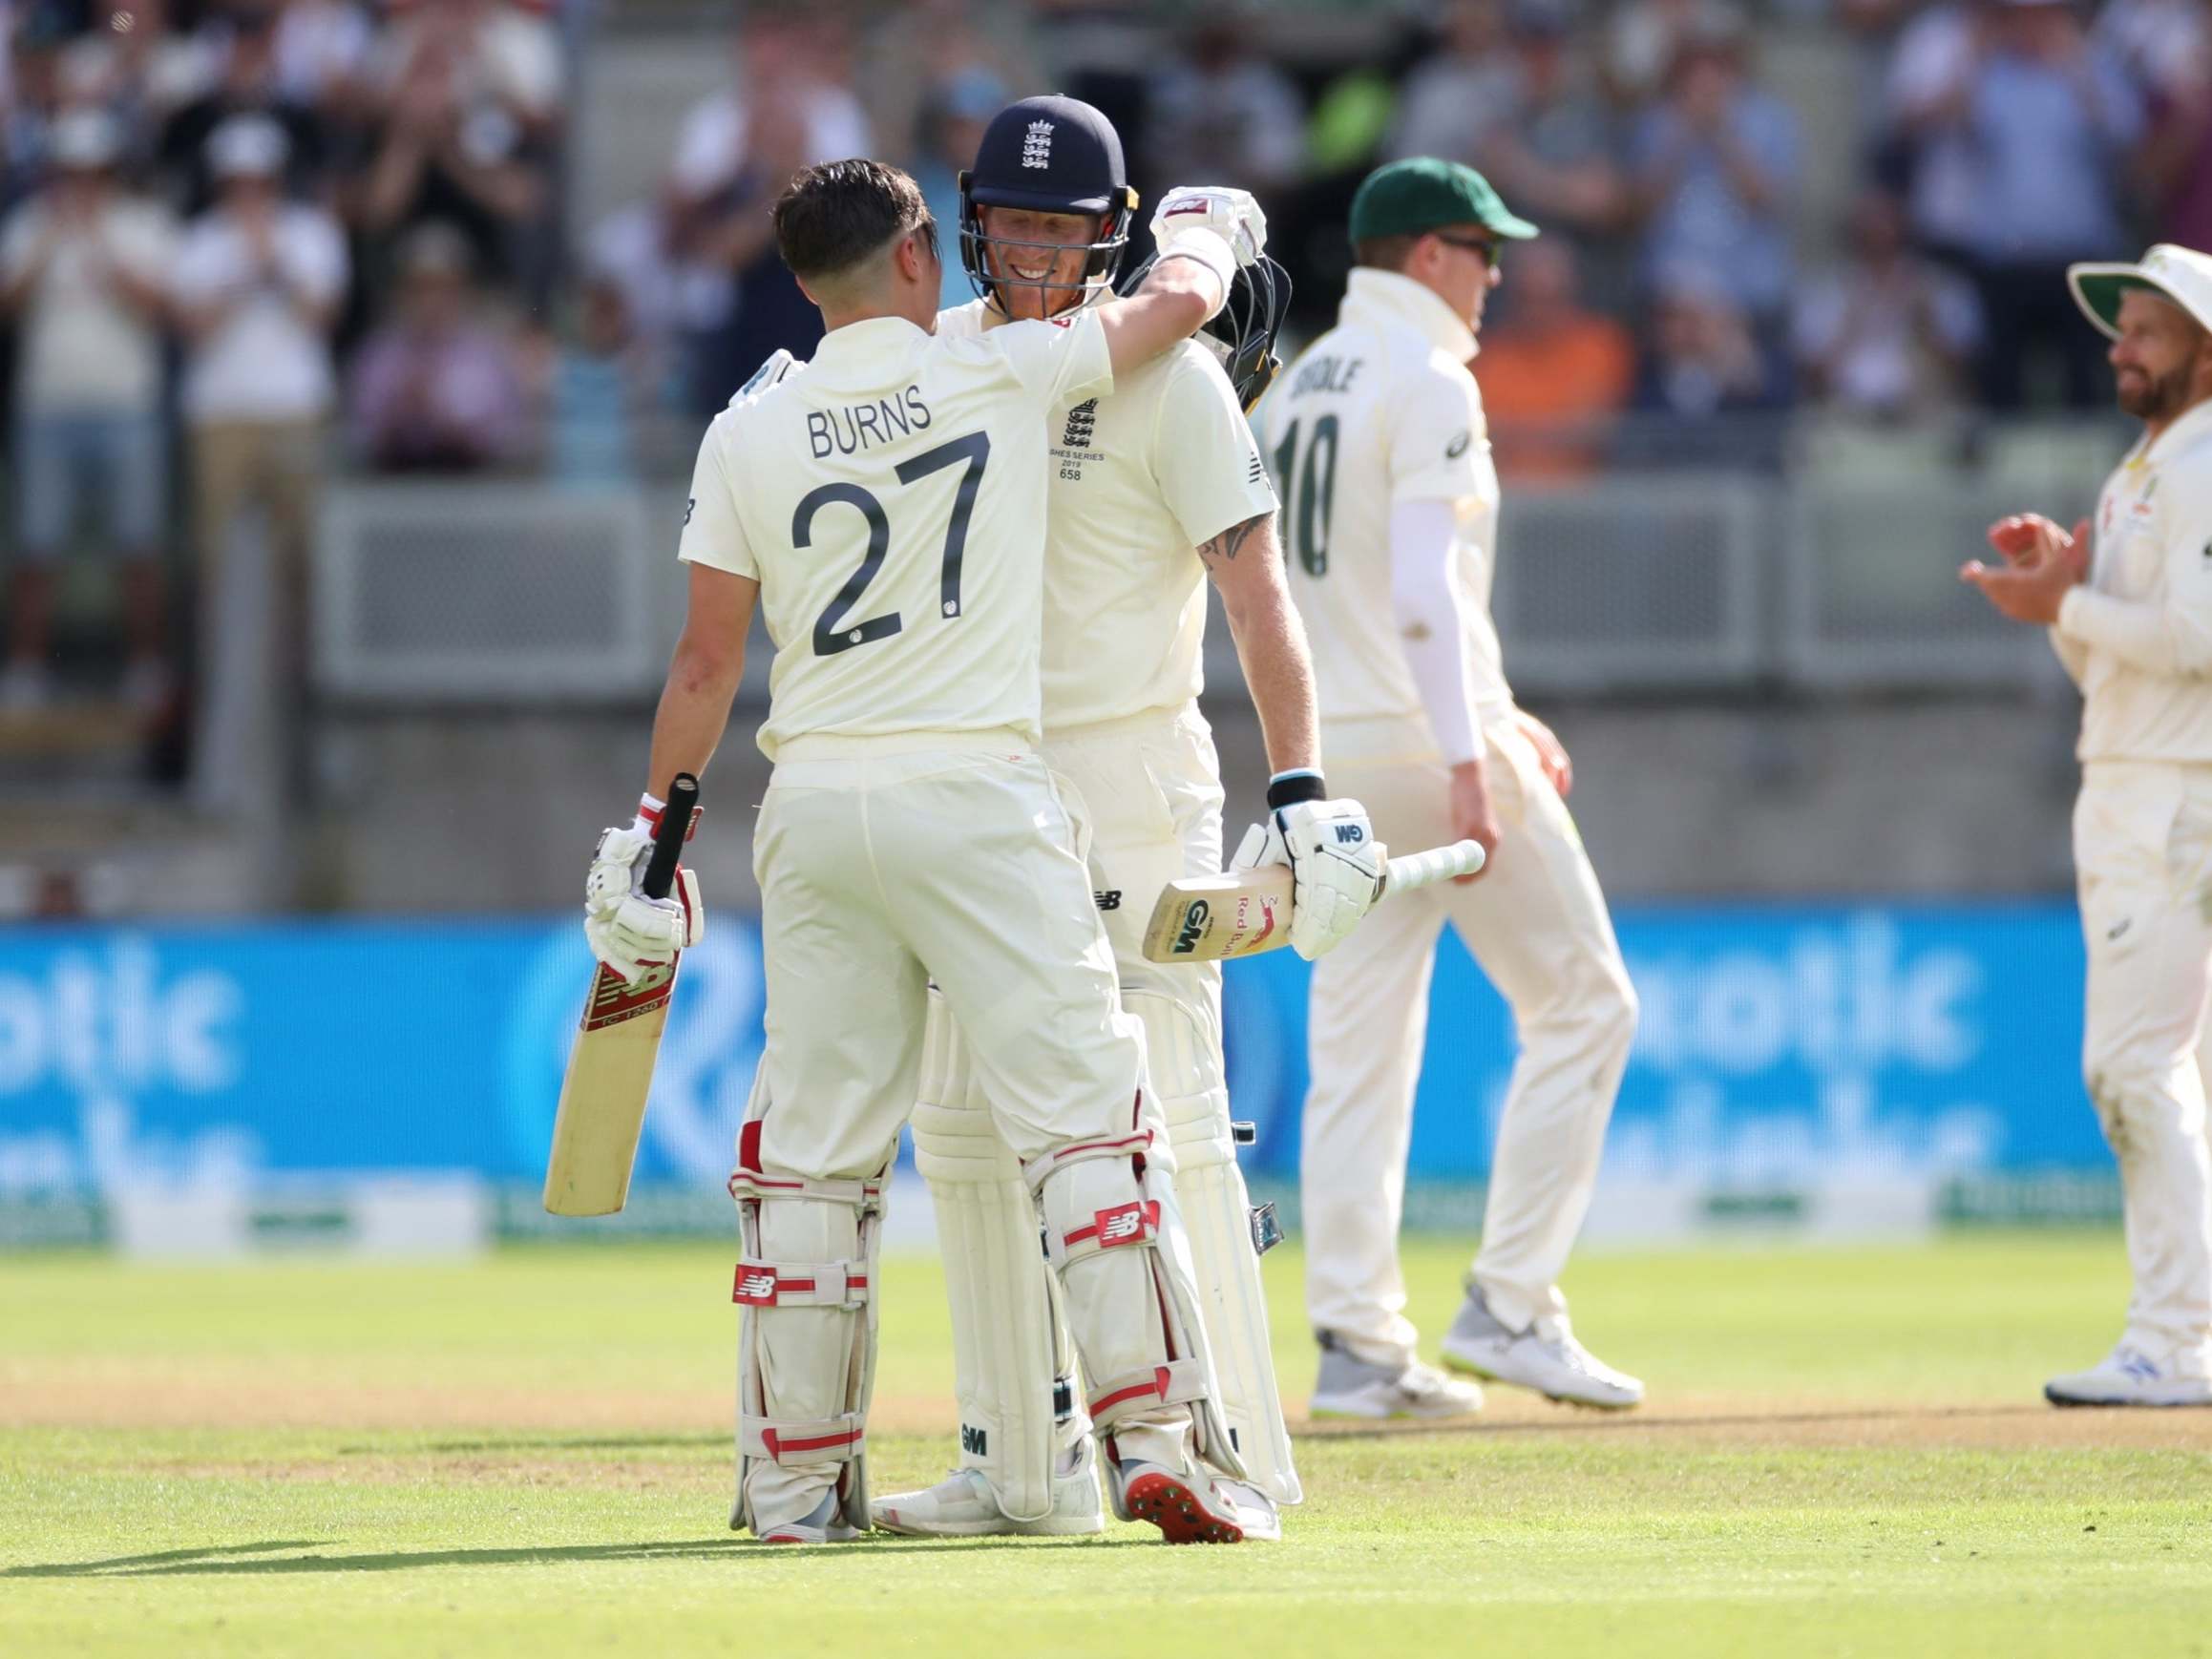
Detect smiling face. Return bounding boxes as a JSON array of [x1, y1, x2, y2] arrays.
[[2109, 287, 2212, 430], [976, 204, 1102, 321]]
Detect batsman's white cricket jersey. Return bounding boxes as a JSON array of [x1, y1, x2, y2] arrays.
[[679, 309, 1113, 758], [1251, 267, 1513, 759], [2049, 395, 2212, 1365], [937, 299, 1277, 728]]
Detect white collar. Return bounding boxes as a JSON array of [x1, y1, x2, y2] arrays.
[[810, 314, 930, 376], [1341, 268, 1479, 362], [2143, 394, 2212, 467]]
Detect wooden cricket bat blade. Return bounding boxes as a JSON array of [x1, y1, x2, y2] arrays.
[[1139, 839, 1485, 963], [543, 772, 700, 1216]]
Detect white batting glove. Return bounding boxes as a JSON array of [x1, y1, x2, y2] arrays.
[[1232, 773, 1383, 961], [583, 805, 705, 984], [1152, 185, 1267, 267]]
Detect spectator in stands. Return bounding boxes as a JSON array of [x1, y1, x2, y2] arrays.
[[1617, 261, 1788, 469], [59, 0, 214, 158], [1146, 19, 1306, 196], [1607, 0, 1715, 104], [1627, 12, 1800, 335], [1794, 187, 1982, 419], [353, 0, 555, 302], [529, 273, 651, 488], [158, 2, 330, 212], [1476, 238, 1635, 481], [4, 10, 68, 211], [910, 67, 1006, 311], [268, 0, 377, 115], [350, 220, 526, 473], [1477, 0, 1634, 310], [2116, 0, 2212, 250], [667, 11, 864, 417], [171, 114, 347, 658], [1390, 0, 1517, 162], [1889, 0, 2140, 409], [0, 108, 176, 712]]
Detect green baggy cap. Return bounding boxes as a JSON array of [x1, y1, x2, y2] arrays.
[[1348, 157, 1539, 247]]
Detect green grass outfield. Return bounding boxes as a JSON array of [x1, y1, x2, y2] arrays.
[[4, 1232, 2210, 1657]]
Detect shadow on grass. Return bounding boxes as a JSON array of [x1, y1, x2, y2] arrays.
[[343, 1435, 729, 1457], [4, 1535, 1146, 1578], [1301, 1403, 2055, 1441]]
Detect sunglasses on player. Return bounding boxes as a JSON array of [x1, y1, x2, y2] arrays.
[[1429, 230, 1501, 268]]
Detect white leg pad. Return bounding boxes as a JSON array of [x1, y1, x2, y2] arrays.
[[728, 1157, 883, 1540], [912, 988, 1075, 1522], [1027, 1125, 1246, 1482], [1127, 987, 1304, 1505]]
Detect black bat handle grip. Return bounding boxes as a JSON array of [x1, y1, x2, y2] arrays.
[[642, 773, 699, 901]]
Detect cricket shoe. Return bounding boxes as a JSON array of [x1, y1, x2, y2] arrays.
[[871, 1440, 1105, 1537], [1309, 1335, 1485, 1420], [1107, 1457, 1281, 1544], [2045, 1343, 2212, 1408], [1440, 1287, 1644, 1410], [755, 1489, 864, 1545]]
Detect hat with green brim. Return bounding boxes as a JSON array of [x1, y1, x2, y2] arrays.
[[2068, 242, 2212, 340], [1348, 158, 1539, 247]]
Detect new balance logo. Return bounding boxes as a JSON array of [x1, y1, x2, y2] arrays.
[[734, 1269, 778, 1305], [1172, 898, 1211, 955], [1335, 824, 1365, 844], [1094, 1202, 1152, 1246], [1022, 119, 1054, 169], [1247, 451, 1264, 483], [1094, 889, 1123, 912], [1063, 398, 1098, 449], [960, 1423, 988, 1457]]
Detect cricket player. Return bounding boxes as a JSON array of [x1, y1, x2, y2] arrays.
[[871, 95, 1377, 1538], [582, 158, 1305, 1543], [1252, 158, 1644, 1418], [1963, 242, 2212, 1408]]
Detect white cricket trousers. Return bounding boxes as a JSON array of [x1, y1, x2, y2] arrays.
[[747, 731, 1143, 1190], [1303, 723, 1637, 1367], [2074, 760, 2212, 1362]]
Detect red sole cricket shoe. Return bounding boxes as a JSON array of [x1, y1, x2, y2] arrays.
[[1120, 1470, 1250, 1544]]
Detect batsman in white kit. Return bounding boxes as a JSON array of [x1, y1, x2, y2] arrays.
[[580, 158, 1296, 1542], [1253, 158, 1645, 1418], [872, 95, 1380, 1538], [1964, 242, 2212, 1408]]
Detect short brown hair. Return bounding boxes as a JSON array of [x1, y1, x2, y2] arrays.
[[1353, 234, 1418, 273], [773, 158, 936, 284]]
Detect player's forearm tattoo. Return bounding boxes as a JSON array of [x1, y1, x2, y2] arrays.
[[1200, 511, 1270, 569]]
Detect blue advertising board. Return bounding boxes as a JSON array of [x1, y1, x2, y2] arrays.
[[0, 905, 2100, 1205]]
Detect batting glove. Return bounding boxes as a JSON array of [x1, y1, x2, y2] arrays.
[[1231, 770, 1383, 961], [1150, 186, 1268, 316], [583, 797, 705, 984]]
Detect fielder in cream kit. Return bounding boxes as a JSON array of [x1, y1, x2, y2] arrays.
[[1964, 242, 2212, 1409], [1253, 158, 1645, 1418], [874, 95, 1380, 1537], [581, 158, 1325, 1544]]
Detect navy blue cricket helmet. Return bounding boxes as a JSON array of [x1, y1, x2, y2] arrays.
[[959, 94, 1138, 311]]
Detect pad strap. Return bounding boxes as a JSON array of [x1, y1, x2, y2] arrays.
[[741, 1412, 867, 1465], [732, 1257, 872, 1309], [1020, 1129, 1153, 1195], [728, 1168, 885, 1211], [1087, 1358, 1211, 1432], [1045, 1198, 1161, 1270]]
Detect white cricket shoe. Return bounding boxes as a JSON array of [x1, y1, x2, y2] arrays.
[[2045, 1342, 2212, 1408], [754, 1487, 864, 1545], [872, 1440, 1105, 1537], [1441, 1287, 1644, 1410], [1309, 1338, 1485, 1420], [1107, 1456, 1280, 1544]]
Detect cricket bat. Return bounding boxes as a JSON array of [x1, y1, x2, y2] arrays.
[[1139, 839, 1486, 963], [542, 772, 700, 1216]]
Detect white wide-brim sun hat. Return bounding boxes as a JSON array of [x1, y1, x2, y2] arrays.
[[2069, 242, 2212, 340]]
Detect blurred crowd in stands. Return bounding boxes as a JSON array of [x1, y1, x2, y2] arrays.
[[0, 0, 2202, 720]]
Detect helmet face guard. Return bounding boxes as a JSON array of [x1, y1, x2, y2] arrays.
[[1122, 247, 1295, 412], [958, 176, 1138, 314]]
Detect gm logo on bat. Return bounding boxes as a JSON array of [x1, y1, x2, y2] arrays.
[[1172, 899, 1211, 955]]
